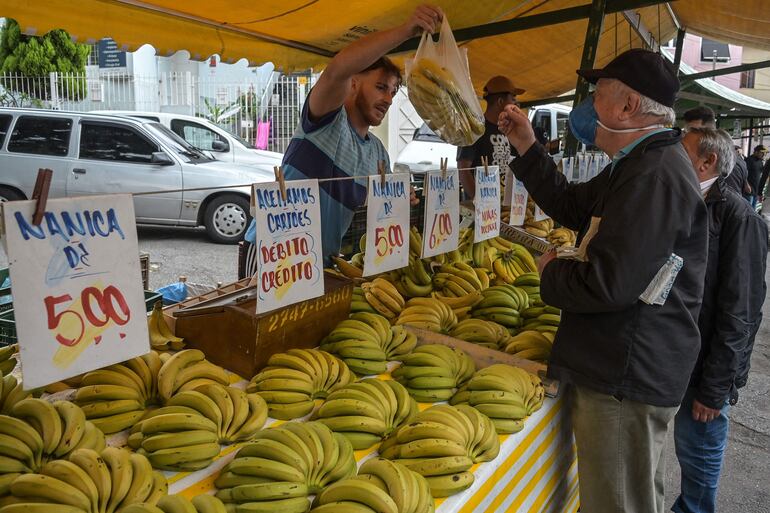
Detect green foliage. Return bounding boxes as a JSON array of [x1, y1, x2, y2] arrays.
[[0, 19, 90, 101]]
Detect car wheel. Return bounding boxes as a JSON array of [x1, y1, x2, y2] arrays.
[[203, 194, 251, 244], [0, 187, 24, 203]]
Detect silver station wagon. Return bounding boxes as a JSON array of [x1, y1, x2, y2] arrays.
[[0, 108, 276, 243]]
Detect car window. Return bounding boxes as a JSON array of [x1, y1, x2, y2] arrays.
[[0, 115, 11, 148], [7, 116, 72, 156], [170, 119, 228, 152], [532, 110, 551, 139], [556, 113, 569, 141], [79, 122, 159, 163], [413, 123, 445, 143]]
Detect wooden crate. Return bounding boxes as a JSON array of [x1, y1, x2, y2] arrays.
[[164, 273, 353, 379]]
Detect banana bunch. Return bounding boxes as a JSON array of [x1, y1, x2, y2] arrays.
[[164, 383, 267, 443], [471, 285, 528, 331], [546, 227, 577, 247], [513, 272, 543, 307], [449, 319, 511, 350], [379, 404, 499, 497], [450, 364, 544, 433], [392, 344, 475, 403], [311, 458, 434, 513], [524, 219, 554, 239], [471, 237, 538, 284], [0, 447, 168, 513], [395, 298, 457, 334], [431, 262, 488, 306], [128, 405, 220, 471], [157, 349, 230, 404], [433, 290, 482, 322], [120, 494, 228, 513], [0, 373, 31, 415], [503, 330, 553, 362], [399, 255, 434, 298], [408, 58, 484, 146], [74, 351, 164, 434], [351, 287, 378, 315], [215, 421, 356, 511], [0, 399, 105, 480], [0, 345, 17, 376], [332, 255, 364, 280], [321, 313, 416, 375], [520, 309, 560, 335], [360, 278, 405, 320], [313, 378, 417, 450], [247, 349, 352, 420], [456, 227, 475, 263], [147, 303, 184, 352]]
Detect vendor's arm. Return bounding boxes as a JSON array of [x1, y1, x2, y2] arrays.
[[309, 5, 442, 120], [539, 171, 695, 314], [697, 214, 768, 409]]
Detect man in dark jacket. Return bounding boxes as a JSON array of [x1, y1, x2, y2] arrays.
[[725, 145, 750, 198], [745, 144, 766, 207], [498, 49, 708, 513], [674, 127, 767, 513]]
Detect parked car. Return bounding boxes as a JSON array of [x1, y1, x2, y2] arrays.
[[0, 108, 275, 243], [95, 110, 283, 167], [394, 103, 572, 181]]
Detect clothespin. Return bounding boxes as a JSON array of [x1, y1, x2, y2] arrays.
[[378, 160, 387, 188], [440, 157, 447, 180], [274, 166, 287, 202], [31, 168, 53, 225], [481, 156, 489, 177]]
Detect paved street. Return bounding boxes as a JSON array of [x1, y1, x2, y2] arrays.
[[1, 222, 769, 511]]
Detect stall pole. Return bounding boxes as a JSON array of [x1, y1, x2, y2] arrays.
[[673, 28, 686, 73], [564, 0, 607, 157]]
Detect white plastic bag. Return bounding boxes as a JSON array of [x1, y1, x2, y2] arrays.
[[406, 16, 484, 146]]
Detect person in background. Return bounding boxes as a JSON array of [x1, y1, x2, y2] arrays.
[[498, 49, 708, 513], [675, 127, 767, 513], [725, 145, 750, 199], [243, 5, 438, 271], [457, 76, 525, 199], [759, 153, 770, 202], [744, 145, 767, 208], [683, 105, 716, 129]]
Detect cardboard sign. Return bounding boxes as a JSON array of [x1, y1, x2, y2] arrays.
[[474, 165, 501, 242], [250, 180, 324, 313], [0, 195, 149, 389], [421, 169, 460, 258], [363, 173, 410, 276], [533, 203, 550, 222], [502, 168, 514, 207]]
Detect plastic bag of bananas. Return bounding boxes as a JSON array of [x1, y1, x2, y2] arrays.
[[406, 16, 484, 146]]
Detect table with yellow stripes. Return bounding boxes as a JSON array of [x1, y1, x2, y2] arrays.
[[166, 393, 579, 513]]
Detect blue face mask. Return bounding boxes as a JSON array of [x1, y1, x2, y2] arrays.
[[568, 97, 599, 146], [568, 96, 666, 146]]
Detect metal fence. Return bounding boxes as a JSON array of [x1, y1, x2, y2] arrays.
[[0, 71, 314, 154]]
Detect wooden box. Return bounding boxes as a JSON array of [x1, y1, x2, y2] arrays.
[[164, 273, 353, 379]]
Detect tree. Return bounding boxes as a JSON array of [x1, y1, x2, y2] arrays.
[[0, 18, 90, 103]]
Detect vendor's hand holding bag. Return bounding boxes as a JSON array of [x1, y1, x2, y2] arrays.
[[406, 16, 484, 146]]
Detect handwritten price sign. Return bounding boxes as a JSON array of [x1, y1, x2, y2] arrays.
[[0, 194, 149, 389], [474, 165, 501, 242], [422, 169, 459, 258], [509, 178, 529, 226], [251, 179, 324, 313], [363, 173, 410, 276]]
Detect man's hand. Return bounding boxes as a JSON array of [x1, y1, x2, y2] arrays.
[[691, 398, 721, 423], [410, 186, 420, 206], [537, 249, 557, 275], [401, 5, 443, 38], [498, 105, 537, 157]]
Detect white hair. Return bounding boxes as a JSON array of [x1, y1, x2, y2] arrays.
[[638, 94, 676, 126], [688, 127, 736, 176]]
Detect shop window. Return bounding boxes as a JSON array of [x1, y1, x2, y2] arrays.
[[740, 69, 756, 89]]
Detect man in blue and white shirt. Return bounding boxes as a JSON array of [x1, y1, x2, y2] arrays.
[[245, 5, 439, 270]]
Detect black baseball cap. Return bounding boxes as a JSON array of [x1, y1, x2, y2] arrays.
[[577, 48, 679, 108]]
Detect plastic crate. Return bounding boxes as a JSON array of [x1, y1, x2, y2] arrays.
[[0, 290, 162, 346]]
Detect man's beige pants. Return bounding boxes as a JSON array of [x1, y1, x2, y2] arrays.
[[570, 385, 679, 513]]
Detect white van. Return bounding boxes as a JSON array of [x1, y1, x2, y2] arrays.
[[96, 111, 284, 168], [394, 103, 572, 179]]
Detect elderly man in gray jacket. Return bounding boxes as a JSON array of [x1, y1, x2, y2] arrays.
[[498, 49, 708, 513]]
